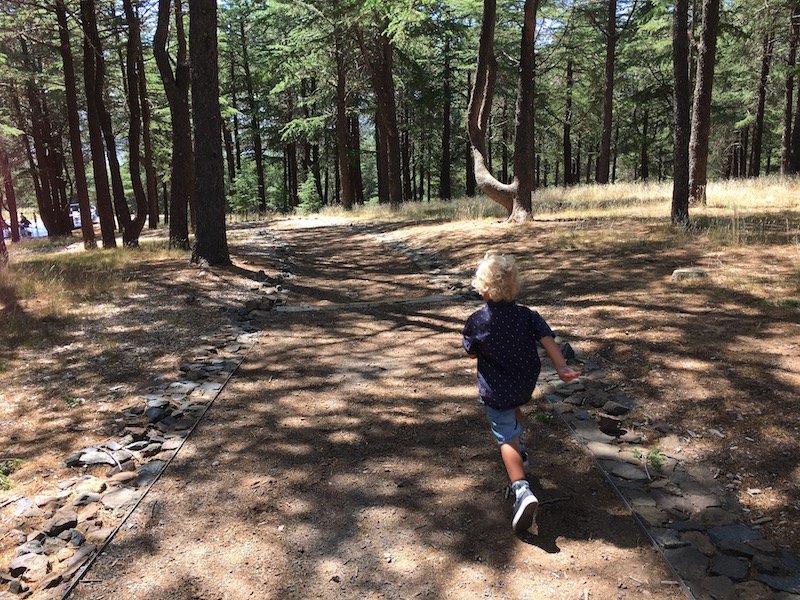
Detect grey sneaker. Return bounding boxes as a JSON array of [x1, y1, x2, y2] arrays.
[[511, 486, 539, 533]]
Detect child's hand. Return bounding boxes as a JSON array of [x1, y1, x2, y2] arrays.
[[557, 365, 580, 382]]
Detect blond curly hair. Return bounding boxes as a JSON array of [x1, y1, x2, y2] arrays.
[[472, 252, 520, 302]]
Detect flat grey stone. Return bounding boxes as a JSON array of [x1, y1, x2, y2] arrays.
[[672, 267, 708, 280], [42, 509, 78, 537], [710, 553, 749, 581], [101, 487, 139, 510], [757, 574, 800, 594], [754, 554, 784, 575], [9, 553, 48, 580], [697, 575, 737, 600], [651, 528, 690, 549], [15, 541, 43, 556], [681, 531, 717, 556], [602, 400, 630, 416], [699, 508, 739, 528], [665, 546, 709, 580], [709, 523, 764, 547], [585, 441, 622, 461], [599, 459, 649, 481], [72, 492, 101, 506], [634, 505, 669, 527], [735, 580, 775, 600], [136, 461, 166, 487], [78, 450, 115, 466], [570, 420, 618, 443]]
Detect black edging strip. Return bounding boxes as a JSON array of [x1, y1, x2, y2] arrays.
[[60, 337, 256, 599], [549, 402, 696, 600]]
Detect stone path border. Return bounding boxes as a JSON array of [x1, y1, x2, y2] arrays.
[[0, 322, 260, 599]]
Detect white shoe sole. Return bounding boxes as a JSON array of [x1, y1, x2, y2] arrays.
[[512, 494, 539, 532]]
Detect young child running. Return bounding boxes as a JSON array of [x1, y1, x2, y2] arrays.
[[462, 252, 580, 533]]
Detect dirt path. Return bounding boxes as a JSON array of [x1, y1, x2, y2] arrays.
[[68, 220, 682, 600]]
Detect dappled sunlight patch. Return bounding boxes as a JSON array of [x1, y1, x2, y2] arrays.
[[326, 430, 364, 445]]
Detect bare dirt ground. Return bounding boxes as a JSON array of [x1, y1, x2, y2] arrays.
[[2, 213, 799, 599]]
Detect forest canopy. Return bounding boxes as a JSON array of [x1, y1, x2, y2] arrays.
[[0, 0, 798, 249]]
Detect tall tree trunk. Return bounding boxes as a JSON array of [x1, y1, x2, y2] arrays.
[[56, 0, 96, 248], [401, 103, 413, 201], [792, 78, 800, 173], [135, 3, 159, 230], [640, 110, 649, 181], [20, 43, 61, 236], [222, 120, 235, 185], [467, 0, 539, 221], [439, 39, 452, 200], [465, 73, 477, 197], [335, 30, 354, 210], [239, 18, 266, 212], [689, 0, 721, 205], [672, 0, 691, 226], [501, 99, 509, 183], [596, 0, 617, 184], [122, 0, 149, 246], [358, 27, 402, 207], [189, 0, 230, 265], [749, 33, 775, 178], [782, 4, 800, 175], [1, 150, 20, 243], [349, 115, 365, 205], [79, 1, 117, 246], [563, 59, 574, 187], [229, 40, 242, 173], [375, 112, 389, 204], [154, 0, 191, 249]]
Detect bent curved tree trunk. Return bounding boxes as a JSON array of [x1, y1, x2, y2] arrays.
[[467, 0, 538, 222]]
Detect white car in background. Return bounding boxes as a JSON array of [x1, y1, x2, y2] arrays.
[[70, 203, 99, 229]]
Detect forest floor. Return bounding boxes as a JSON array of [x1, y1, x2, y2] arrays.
[[1, 211, 799, 599]]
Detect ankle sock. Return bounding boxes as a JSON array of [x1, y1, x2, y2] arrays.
[[511, 479, 529, 500]]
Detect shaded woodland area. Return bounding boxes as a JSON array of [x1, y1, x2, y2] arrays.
[[1, 0, 800, 260]]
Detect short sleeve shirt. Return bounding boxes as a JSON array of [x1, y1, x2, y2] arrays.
[[462, 301, 555, 410]]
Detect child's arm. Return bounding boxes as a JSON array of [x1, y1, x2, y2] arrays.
[[540, 336, 580, 382]]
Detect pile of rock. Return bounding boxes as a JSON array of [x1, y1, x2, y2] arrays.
[[540, 359, 800, 599], [0, 329, 257, 598]]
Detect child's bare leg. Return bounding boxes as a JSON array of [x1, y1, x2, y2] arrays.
[[500, 437, 526, 482]]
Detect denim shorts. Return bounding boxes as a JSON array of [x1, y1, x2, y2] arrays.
[[484, 404, 523, 445]]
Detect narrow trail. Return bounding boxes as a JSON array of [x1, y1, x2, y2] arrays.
[[69, 220, 681, 600]]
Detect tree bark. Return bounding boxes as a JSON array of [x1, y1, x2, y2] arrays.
[[688, 0, 721, 205], [56, 0, 96, 248], [239, 18, 266, 212], [334, 30, 354, 210], [122, 0, 149, 246], [154, 0, 191, 249], [596, 0, 617, 184], [439, 40, 452, 200], [1, 150, 20, 243], [640, 110, 649, 181], [671, 0, 691, 226], [79, 0, 117, 247], [563, 59, 574, 187], [189, 0, 230, 265], [349, 115, 365, 205], [401, 103, 413, 201], [134, 3, 159, 230], [782, 4, 800, 175], [467, 0, 538, 221], [749, 33, 775, 177], [465, 73, 477, 197], [358, 26, 402, 207]]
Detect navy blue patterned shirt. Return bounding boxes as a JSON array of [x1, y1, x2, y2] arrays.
[[462, 301, 555, 410]]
